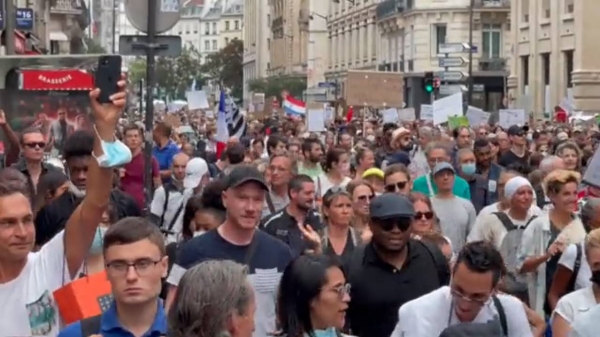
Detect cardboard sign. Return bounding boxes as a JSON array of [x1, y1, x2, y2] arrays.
[[345, 70, 404, 108]]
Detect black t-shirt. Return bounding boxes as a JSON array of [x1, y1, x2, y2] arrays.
[[498, 150, 530, 168]]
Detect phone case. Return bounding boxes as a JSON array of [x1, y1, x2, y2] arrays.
[[94, 56, 122, 104]]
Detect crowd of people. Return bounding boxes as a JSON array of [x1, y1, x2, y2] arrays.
[[1, 82, 600, 337]]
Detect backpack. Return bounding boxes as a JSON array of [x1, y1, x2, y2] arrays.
[[494, 212, 537, 297]]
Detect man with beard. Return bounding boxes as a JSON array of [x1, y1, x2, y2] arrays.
[[260, 174, 322, 257], [298, 138, 324, 180], [345, 193, 450, 337], [49, 107, 74, 153]]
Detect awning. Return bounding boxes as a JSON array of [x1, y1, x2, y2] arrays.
[[20, 69, 94, 91], [49, 31, 69, 42]]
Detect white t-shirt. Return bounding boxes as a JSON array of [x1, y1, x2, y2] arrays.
[[0, 231, 71, 337], [553, 286, 598, 324], [316, 174, 352, 198], [391, 286, 533, 337], [558, 243, 591, 291]]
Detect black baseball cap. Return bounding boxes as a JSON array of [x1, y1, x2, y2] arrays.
[[370, 193, 415, 220], [224, 165, 269, 191], [507, 125, 528, 136]]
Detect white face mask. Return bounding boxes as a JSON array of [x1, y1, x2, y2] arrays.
[[366, 135, 376, 142], [193, 230, 206, 237]]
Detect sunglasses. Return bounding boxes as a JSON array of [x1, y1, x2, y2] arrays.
[[357, 194, 375, 202], [385, 181, 408, 192], [24, 142, 46, 149], [414, 211, 435, 220], [374, 217, 411, 232]]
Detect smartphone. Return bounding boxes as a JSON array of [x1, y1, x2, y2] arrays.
[[94, 55, 122, 104]]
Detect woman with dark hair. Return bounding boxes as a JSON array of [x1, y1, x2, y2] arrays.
[[276, 254, 352, 337], [316, 148, 352, 199], [33, 170, 69, 215]]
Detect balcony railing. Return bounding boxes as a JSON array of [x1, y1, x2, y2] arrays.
[[50, 0, 83, 14], [479, 58, 506, 71], [376, 0, 403, 20], [474, 0, 510, 8]]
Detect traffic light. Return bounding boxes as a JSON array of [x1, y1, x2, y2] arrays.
[[424, 72, 434, 93]]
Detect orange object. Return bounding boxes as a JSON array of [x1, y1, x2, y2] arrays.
[[53, 271, 113, 325]]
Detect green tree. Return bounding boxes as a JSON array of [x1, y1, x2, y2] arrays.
[[126, 47, 205, 100], [248, 75, 307, 99], [83, 37, 107, 54], [200, 39, 243, 99]]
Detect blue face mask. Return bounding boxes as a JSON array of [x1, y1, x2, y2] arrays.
[[93, 127, 133, 168], [306, 328, 337, 337], [461, 163, 477, 176], [89, 227, 107, 255]]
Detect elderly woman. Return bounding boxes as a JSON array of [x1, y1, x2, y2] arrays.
[[168, 260, 255, 337]]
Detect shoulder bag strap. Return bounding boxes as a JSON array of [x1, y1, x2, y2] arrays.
[[265, 191, 276, 214], [80, 314, 103, 336], [493, 212, 517, 231], [160, 186, 170, 227], [166, 199, 185, 233], [492, 296, 508, 337], [567, 243, 583, 292]]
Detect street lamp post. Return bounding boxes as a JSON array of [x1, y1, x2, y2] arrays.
[[467, 0, 474, 106]]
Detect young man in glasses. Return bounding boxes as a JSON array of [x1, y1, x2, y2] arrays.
[[345, 193, 450, 337]]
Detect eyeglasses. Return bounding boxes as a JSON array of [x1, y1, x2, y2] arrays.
[[374, 217, 411, 232], [415, 211, 435, 220], [450, 287, 489, 305], [357, 194, 375, 202], [385, 181, 408, 193], [105, 258, 162, 277], [24, 142, 46, 149], [331, 283, 351, 299]]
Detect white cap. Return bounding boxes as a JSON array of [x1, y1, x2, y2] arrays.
[[391, 127, 410, 140], [183, 158, 209, 189]]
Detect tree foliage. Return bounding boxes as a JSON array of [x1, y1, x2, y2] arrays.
[[199, 39, 243, 99], [83, 37, 107, 54], [127, 46, 205, 100], [248, 75, 307, 99]]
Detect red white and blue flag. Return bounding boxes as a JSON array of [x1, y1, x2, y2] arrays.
[[282, 96, 306, 117]]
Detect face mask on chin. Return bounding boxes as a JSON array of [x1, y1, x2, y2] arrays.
[[68, 180, 86, 197]]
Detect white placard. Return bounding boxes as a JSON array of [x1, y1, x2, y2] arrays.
[[324, 107, 334, 121], [161, 0, 180, 12], [583, 147, 600, 188], [382, 108, 399, 124], [498, 109, 526, 128], [421, 104, 433, 121], [398, 107, 416, 121], [185, 91, 210, 110], [433, 93, 463, 125], [306, 109, 325, 132], [465, 106, 491, 127]]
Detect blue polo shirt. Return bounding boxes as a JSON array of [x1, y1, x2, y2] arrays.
[[152, 140, 180, 171], [57, 300, 167, 337]]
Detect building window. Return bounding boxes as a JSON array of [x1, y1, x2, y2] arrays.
[[212, 22, 217, 34], [522, 0, 530, 23], [50, 41, 60, 54], [542, 0, 550, 19], [433, 24, 446, 55], [226, 21, 230, 30], [205, 23, 210, 34], [267, 38, 271, 50], [521, 56, 529, 90], [235, 20, 239, 30], [225, 37, 229, 45], [213, 40, 217, 50], [205, 40, 210, 51], [542, 53, 550, 85], [482, 24, 501, 59], [565, 0, 574, 13], [565, 50, 573, 87]]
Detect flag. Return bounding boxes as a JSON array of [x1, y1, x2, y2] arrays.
[[215, 91, 229, 159], [282, 96, 305, 117], [190, 79, 197, 91], [346, 106, 354, 122]]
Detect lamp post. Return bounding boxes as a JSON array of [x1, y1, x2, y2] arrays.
[[467, 0, 474, 105]]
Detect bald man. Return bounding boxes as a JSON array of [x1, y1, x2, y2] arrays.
[[227, 136, 239, 147], [171, 153, 190, 187]]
